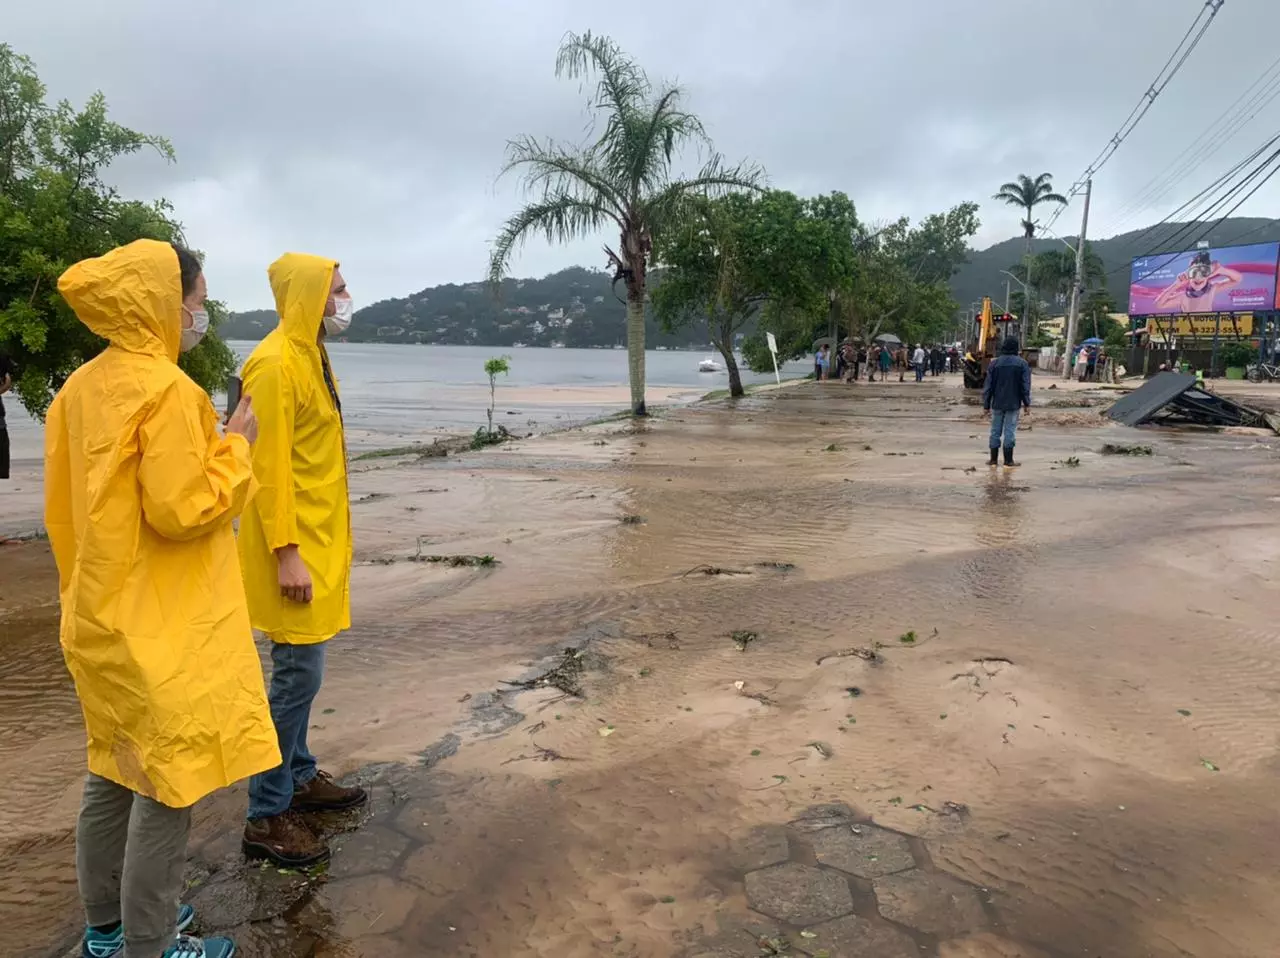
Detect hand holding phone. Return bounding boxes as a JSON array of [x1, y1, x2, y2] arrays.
[[225, 375, 242, 424]]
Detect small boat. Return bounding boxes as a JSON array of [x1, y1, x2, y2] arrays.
[[698, 357, 723, 373]]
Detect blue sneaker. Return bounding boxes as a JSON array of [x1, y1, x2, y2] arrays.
[[81, 904, 196, 957], [163, 935, 237, 958]]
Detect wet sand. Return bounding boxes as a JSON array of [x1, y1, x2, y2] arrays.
[[6, 375, 1280, 957]]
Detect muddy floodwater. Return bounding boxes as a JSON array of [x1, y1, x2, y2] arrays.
[[5, 377, 1280, 957]]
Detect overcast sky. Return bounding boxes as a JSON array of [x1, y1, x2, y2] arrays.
[[9, 0, 1280, 310]]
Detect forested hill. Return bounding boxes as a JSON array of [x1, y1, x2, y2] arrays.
[[219, 267, 721, 349], [220, 217, 1280, 344], [949, 217, 1280, 308]]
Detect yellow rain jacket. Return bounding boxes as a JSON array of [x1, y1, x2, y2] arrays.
[[45, 239, 281, 808], [237, 253, 352, 644]]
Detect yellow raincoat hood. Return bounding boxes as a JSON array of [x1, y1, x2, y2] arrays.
[[46, 240, 280, 808], [238, 252, 352, 644], [58, 238, 183, 362]]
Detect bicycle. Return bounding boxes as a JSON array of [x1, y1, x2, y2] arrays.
[[1246, 362, 1280, 383]]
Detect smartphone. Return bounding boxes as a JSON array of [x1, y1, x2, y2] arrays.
[[225, 375, 242, 421]]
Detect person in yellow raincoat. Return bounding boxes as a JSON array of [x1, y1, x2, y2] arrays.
[[236, 252, 365, 868], [46, 239, 278, 958]]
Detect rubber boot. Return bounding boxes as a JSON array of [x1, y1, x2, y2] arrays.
[[1003, 446, 1019, 468], [988, 447, 999, 467]]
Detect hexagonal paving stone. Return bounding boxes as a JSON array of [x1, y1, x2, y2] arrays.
[[729, 825, 791, 872], [873, 869, 987, 938], [811, 823, 916, 879], [794, 914, 918, 958], [745, 862, 854, 926]]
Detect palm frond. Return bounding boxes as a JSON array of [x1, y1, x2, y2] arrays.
[[487, 192, 618, 287], [1037, 191, 1068, 206], [499, 134, 626, 217], [620, 85, 710, 200], [556, 32, 649, 154]]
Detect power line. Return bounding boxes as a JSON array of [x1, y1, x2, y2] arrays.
[[1104, 50, 1280, 233], [1042, 0, 1226, 235], [1116, 142, 1280, 287]]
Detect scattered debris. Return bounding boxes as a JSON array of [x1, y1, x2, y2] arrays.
[[845, 686, 863, 697], [754, 561, 797, 572], [731, 630, 758, 651], [807, 741, 833, 760], [681, 564, 752, 577], [659, 895, 675, 904], [501, 647, 587, 697], [1107, 371, 1276, 431], [1057, 456, 1081, 467], [631, 630, 681, 650], [755, 935, 792, 956], [822, 443, 845, 452], [1100, 443, 1153, 456], [816, 647, 880, 665], [598, 725, 616, 738], [1200, 758, 1219, 772], [619, 514, 645, 525]]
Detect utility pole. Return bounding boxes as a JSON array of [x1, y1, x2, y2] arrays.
[[1062, 178, 1092, 379]]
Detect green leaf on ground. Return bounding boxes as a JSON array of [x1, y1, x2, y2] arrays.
[[322, 708, 336, 715], [659, 896, 676, 904], [1177, 708, 1192, 716], [751, 749, 761, 756], [940, 713, 948, 719], [888, 796, 903, 805], [899, 631, 917, 644], [1201, 758, 1220, 772]]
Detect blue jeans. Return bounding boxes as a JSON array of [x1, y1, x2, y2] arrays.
[[247, 641, 325, 819], [914, 363, 925, 382], [989, 408, 1021, 450]]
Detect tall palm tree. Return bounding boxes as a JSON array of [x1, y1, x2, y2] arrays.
[[488, 31, 764, 416], [992, 173, 1068, 250], [993, 173, 1067, 338]]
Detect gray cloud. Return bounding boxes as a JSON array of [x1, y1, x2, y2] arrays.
[[9, 0, 1280, 309]]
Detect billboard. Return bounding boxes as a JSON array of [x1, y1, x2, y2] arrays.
[[1128, 242, 1279, 316], [1146, 314, 1254, 337]]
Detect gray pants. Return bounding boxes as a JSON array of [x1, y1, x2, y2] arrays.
[[77, 773, 191, 958]]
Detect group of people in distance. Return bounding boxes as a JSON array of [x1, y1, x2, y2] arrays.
[[47, 239, 359, 958], [813, 341, 960, 384]]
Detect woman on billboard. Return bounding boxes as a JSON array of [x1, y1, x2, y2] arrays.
[[1153, 250, 1242, 313]]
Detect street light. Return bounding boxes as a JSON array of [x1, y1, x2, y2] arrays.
[[998, 270, 1030, 313]]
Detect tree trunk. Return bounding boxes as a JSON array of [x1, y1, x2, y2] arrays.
[[626, 291, 646, 416]]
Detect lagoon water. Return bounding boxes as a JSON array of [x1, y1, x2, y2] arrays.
[[3, 344, 808, 460]]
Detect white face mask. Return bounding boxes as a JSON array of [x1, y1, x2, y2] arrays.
[[180, 306, 209, 352], [323, 296, 354, 336]]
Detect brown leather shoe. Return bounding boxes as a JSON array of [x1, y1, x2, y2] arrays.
[[291, 770, 368, 812], [243, 811, 330, 868]]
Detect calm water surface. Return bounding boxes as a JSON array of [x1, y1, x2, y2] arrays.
[[4, 344, 806, 458]]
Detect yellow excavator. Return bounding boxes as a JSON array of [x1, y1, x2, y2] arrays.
[[963, 297, 1016, 389]]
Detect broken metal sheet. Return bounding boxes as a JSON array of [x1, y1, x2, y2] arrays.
[[1106, 372, 1195, 427]]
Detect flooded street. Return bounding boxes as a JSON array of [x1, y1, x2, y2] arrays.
[[6, 377, 1280, 957]]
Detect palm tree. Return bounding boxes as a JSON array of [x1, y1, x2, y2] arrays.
[[992, 173, 1068, 250], [488, 31, 764, 416]]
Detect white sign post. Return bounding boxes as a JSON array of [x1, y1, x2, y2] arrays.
[[765, 331, 781, 385]]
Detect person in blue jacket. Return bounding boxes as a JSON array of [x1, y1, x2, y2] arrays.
[[982, 336, 1032, 467]]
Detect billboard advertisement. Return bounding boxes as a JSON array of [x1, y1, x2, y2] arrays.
[[1128, 241, 1279, 316]]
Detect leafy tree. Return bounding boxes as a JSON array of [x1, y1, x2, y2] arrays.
[[741, 201, 979, 369], [652, 191, 849, 397], [487, 31, 764, 416], [483, 355, 510, 436], [0, 44, 236, 419]]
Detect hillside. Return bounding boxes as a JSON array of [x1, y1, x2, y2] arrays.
[[222, 267, 720, 349], [222, 217, 1280, 344], [951, 217, 1280, 309]]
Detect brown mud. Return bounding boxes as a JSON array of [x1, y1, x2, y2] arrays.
[[5, 377, 1280, 956]]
